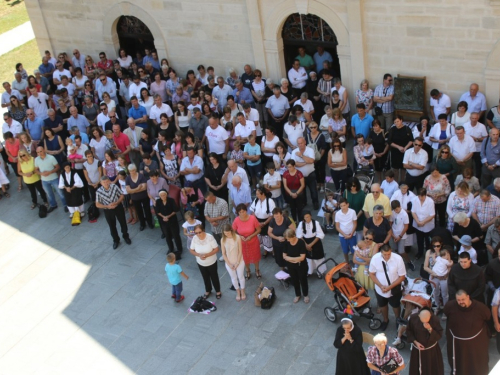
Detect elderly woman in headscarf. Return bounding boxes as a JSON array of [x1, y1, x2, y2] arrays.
[[333, 318, 370, 375], [58, 161, 85, 219]]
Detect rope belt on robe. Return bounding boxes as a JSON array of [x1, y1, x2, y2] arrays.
[[449, 328, 483, 375], [411, 341, 437, 375]]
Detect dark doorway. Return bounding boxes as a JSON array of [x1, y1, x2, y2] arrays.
[[282, 13, 340, 79], [117, 16, 156, 57]]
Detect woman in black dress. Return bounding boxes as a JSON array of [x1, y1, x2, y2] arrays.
[[126, 163, 154, 231], [363, 205, 392, 248], [268, 207, 296, 269], [387, 115, 414, 183], [204, 152, 228, 202], [333, 318, 370, 375], [283, 228, 310, 304], [368, 119, 389, 183]]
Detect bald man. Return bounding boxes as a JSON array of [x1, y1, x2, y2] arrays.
[[363, 183, 392, 218], [459, 83, 487, 121]]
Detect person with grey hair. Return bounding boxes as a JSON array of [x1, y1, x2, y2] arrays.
[[96, 175, 132, 249], [126, 163, 154, 231], [266, 86, 290, 139], [293, 92, 315, 123], [67, 106, 90, 135], [12, 71, 28, 101], [229, 175, 251, 215], [213, 76, 232, 112], [232, 79, 253, 106], [226, 67, 239, 90], [485, 217, 500, 257], [452, 210, 484, 256], [363, 204, 392, 248], [355, 79, 374, 112]]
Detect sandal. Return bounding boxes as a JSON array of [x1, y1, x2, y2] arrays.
[[216, 292, 222, 299], [4, 192, 10, 198], [236, 292, 241, 302], [241, 291, 246, 300], [304, 296, 310, 304], [17, 186, 22, 192], [127, 217, 134, 224], [31, 203, 37, 210], [130, 219, 138, 225], [203, 292, 211, 299], [256, 271, 262, 279], [293, 296, 301, 303], [245, 272, 251, 280]]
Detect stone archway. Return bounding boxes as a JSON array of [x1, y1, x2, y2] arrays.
[[259, 0, 365, 101], [102, 2, 168, 63]]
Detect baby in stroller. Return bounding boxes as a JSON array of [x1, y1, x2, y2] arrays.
[[391, 277, 434, 348]]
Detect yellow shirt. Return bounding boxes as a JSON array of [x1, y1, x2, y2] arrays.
[[362, 193, 392, 217], [19, 158, 40, 184]]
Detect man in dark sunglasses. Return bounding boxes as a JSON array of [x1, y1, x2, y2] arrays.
[[373, 73, 395, 130], [27, 86, 51, 120], [402, 136, 428, 191]]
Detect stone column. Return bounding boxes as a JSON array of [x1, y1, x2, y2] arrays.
[[264, 38, 286, 83], [485, 69, 500, 109]]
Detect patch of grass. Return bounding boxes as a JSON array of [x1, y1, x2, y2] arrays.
[[0, 0, 29, 35], [0, 39, 40, 85]]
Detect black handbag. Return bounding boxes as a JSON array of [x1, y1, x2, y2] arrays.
[[379, 358, 399, 373], [374, 106, 383, 116], [260, 287, 276, 310]]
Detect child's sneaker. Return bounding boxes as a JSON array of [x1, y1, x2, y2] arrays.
[[171, 294, 176, 299], [176, 295, 185, 303]]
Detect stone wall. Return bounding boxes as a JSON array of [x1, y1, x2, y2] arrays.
[[25, 0, 500, 111]]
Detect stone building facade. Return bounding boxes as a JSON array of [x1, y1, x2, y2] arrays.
[[25, 0, 500, 111]]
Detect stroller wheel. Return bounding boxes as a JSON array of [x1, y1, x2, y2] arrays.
[[369, 318, 382, 330], [395, 341, 406, 350], [324, 307, 337, 322]]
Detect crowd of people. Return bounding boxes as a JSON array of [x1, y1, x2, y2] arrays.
[[2, 45, 500, 374]]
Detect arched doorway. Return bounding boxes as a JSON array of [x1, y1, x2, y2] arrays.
[[281, 13, 340, 78], [116, 16, 156, 57]]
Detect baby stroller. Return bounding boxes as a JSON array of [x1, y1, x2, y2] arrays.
[[353, 166, 375, 194], [392, 277, 436, 349], [319, 258, 382, 330]]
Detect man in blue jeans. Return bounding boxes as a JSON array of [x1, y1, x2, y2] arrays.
[[34, 146, 67, 213]]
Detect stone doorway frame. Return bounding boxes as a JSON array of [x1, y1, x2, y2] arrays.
[[102, 2, 168, 62]]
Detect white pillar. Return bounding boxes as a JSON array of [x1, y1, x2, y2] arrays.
[[264, 38, 286, 82]]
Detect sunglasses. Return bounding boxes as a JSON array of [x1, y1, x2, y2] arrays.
[[99, 56, 105, 59], [100, 79, 106, 82], [86, 59, 91, 61], [309, 126, 317, 129], [109, 116, 116, 118], [441, 151, 449, 154], [364, 237, 373, 241], [20, 155, 28, 158], [333, 145, 340, 148], [194, 231, 203, 234], [433, 244, 442, 248], [138, 70, 144, 73]]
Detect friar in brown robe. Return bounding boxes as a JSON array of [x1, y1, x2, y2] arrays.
[[407, 308, 444, 375], [443, 289, 491, 375]]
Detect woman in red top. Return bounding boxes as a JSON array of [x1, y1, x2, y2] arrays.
[[3, 131, 22, 190], [232, 204, 262, 280], [27, 76, 42, 98], [282, 159, 306, 223]]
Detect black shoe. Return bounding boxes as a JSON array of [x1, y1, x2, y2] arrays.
[[47, 206, 57, 213], [124, 237, 131, 245], [313, 202, 320, 210], [148, 223, 155, 229], [161, 233, 166, 239], [415, 254, 422, 261], [175, 251, 182, 260], [407, 261, 416, 272], [380, 321, 389, 331], [139, 225, 145, 231], [64, 206, 69, 212], [113, 241, 120, 250], [230, 285, 236, 291]]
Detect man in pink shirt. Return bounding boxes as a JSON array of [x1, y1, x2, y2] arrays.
[[112, 124, 131, 162]]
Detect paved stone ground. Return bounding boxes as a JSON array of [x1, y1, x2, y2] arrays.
[[1, 171, 500, 374]]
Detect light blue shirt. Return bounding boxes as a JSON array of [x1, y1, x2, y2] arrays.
[[67, 114, 90, 134], [212, 84, 233, 111], [233, 87, 254, 105], [266, 94, 290, 117], [459, 91, 487, 114], [230, 184, 252, 213], [351, 113, 374, 139], [165, 263, 182, 285], [313, 51, 333, 71], [69, 133, 90, 145], [25, 117, 45, 141], [97, 80, 117, 101], [244, 143, 261, 166]]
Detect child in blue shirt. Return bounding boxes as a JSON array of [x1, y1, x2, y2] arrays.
[[165, 253, 189, 302]]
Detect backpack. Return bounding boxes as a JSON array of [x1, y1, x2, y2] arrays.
[[38, 204, 47, 218], [87, 203, 100, 222], [189, 296, 217, 314], [260, 287, 276, 310], [307, 133, 321, 161]]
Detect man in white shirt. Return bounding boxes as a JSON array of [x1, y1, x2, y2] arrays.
[[225, 159, 250, 188], [291, 137, 319, 210], [1, 82, 22, 108], [124, 117, 143, 168], [412, 192, 435, 259], [266, 86, 290, 139], [97, 74, 118, 103], [128, 76, 147, 99], [288, 59, 308, 93], [429, 89, 451, 123], [52, 62, 71, 86], [235, 112, 256, 145], [242, 103, 261, 139], [369, 245, 406, 331], [449, 126, 476, 174], [284, 115, 306, 152], [212, 77, 232, 112], [97, 103, 111, 130], [464, 112, 488, 181], [459, 83, 487, 120], [293, 93, 315, 123], [149, 94, 173, 126], [27, 86, 50, 120], [71, 49, 86, 68], [180, 147, 205, 193], [334, 198, 358, 264], [402, 137, 428, 191], [202, 116, 229, 158], [2, 112, 23, 137]]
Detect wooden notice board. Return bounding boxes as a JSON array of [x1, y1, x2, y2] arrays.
[[394, 75, 426, 122]]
